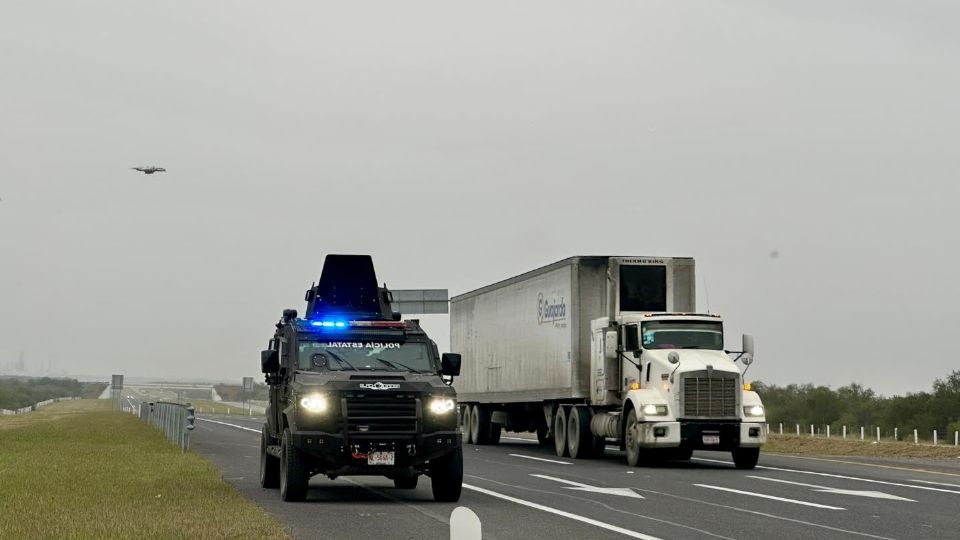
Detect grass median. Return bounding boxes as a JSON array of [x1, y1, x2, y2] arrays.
[[763, 433, 960, 459], [0, 400, 289, 539]]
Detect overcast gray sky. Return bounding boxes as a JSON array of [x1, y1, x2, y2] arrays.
[[1, 1, 957, 395]]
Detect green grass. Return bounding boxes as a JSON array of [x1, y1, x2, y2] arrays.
[[764, 433, 960, 459], [0, 400, 289, 540], [190, 400, 263, 416]]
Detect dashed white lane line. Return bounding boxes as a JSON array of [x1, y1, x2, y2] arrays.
[[691, 457, 960, 496], [508, 453, 572, 465], [197, 418, 261, 433], [747, 476, 916, 502], [462, 483, 663, 540], [910, 479, 960, 488], [694, 484, 846, 510]]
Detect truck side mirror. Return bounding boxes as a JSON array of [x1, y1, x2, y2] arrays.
[[604, 331, 618, 360], [441, 353, 461, 376], [261, 349, 279, 373], [741, 334, 755, 365], [623, 325, 640, 352]]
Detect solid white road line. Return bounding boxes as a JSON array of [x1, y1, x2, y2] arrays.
[[197, 418, 261, 433], [508, 453, 571, 465], [530, 474, 644, 499], [747, 476, 916, 502], [462, 483, 662, 540], [692, 457, 960, 496], [694, 484, 845, 510], [500, 436, 538, 443], [911, 479, 960, 488]]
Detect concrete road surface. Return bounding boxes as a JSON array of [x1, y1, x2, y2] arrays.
[[191, 414, 960, 540]]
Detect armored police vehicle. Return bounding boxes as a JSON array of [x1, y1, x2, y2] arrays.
[[259, 255, 463, 502]]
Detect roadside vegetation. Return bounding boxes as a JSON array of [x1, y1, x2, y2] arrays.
[[0, 376, 107, 409], [191, 399, 265, 416], [764, 434, 960, 459], [0, 400, 289, 539], [756, 370, 960, 443], [215, 383, 268, 401]]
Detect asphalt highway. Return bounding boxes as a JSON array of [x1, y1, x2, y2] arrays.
[[191, 414, 960, 540]]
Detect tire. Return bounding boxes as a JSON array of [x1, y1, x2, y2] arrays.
[[554, 406, 568, 457], [260, 425, 279, 489], [732, 447, 760, 470], [393, 475, 419, 489], [280, 428, 309, 501], [431, 447, 463, 502], [536, 425, 551, 446], [488, 422, 502, 445], [471, 405, 492, 445], [624, 409, 643, 467], [567, 406, 594, 459], [461, 405, 473, 444]]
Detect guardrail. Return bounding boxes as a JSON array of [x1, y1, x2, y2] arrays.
[[0, 396, 80, 416], [138, 401, 196, 451]]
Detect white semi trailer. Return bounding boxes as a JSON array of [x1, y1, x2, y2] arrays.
[[451, 256, 766, 469]]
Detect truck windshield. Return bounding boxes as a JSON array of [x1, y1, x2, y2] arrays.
[[298, 341, 436, 373], [641, 320, 723, 350]]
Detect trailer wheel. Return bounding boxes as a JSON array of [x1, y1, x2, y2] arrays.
[[554, 406, 568, 457], [624, 409, 643, 467], [430, 447, 463, 502], [280, 428, 309, 501], [732, 447, 760, 470], [567, 405, 594, 459], [260, 424, 279, 488], [536, 425, 551, 446], [470, 405, 493, 445], [461, 405, 473, 444]]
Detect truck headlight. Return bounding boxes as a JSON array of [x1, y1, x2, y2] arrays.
[[642, 404, 668, 416], [743, 405, 764, 417], [299, 394, 328, 413], [429, 397, 456, 414]]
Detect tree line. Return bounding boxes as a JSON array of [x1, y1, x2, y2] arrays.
[[755, 370, 960, 438], [0, 377, 106, 410]]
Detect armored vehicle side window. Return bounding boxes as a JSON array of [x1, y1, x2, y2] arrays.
[[620, 265, 667, 312]]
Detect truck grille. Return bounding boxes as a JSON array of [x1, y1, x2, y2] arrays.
[[681, 375, 738, 418], [344, 394, 418, 434]]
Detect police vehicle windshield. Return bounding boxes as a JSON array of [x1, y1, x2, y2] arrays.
[[298, 341, 436, 373]]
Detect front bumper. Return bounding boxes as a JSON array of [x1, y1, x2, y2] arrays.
[[292, 430, 461, 468], [635, 420, 766, 450]]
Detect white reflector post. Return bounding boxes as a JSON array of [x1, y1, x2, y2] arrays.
[[391, 289, 449, 314], [450, 506, 481, 540]]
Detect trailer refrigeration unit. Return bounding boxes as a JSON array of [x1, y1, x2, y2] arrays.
[[451, 256, 766, 469]]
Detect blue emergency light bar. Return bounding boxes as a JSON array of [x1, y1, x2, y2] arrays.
[[306, 320, 406, 329]]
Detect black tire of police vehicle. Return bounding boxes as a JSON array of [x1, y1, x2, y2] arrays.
[[260, 425, 280, 488], [280, 428, 309, 501], [625, 409, 643, 467], [431, 447, 463, 502], [553, 406, 568, 457], [732, 447, 760, 469]]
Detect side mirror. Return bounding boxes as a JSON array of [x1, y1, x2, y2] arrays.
[[623, 325, 640, 352], [604, 331, 618, 360], [441, 353, 462, 377], [741, 334, 755, 365], [261, 349, 279, 373], [667, 351, 680, 364]]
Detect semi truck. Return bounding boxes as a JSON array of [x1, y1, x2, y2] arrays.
[[259, 255, 464, 501], [451, 256, 766, 469]]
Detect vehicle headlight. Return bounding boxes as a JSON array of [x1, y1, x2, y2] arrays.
[[743, 405, 765, 417], [642, 404, 668, 416], [299, 394, 328, 413], [429, 397, 456, 414]]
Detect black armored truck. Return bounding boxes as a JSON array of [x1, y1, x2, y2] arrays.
[[258, 255, 463, 502]]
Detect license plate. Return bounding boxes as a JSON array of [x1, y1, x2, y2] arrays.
[[702, 434, 720, 445], [368, 451, 395, 465]]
